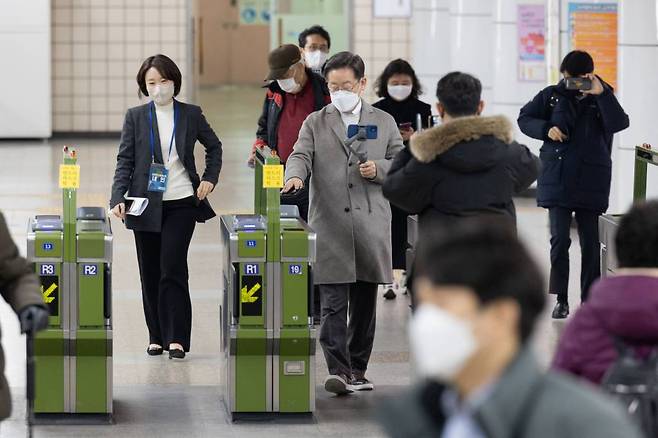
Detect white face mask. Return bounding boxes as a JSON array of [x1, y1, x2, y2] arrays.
[[305, 50, 328, 70], [388, 84, 413, 102], [147, 82, 175, 106], [277, 77, 301, 94], [409, 304, 477, 382], [331, 90, 361, 113]]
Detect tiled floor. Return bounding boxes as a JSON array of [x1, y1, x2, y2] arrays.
[[0, 86, 582, 437]]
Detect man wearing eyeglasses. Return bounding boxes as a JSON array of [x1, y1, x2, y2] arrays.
[[298, 25, 331, 75], [283, 52, 404, 396], [248, 44, 332, 221]]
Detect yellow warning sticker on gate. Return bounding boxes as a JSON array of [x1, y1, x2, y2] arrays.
[[241, 283, 261, 303], [262, 164, 284, 188], [59, 164, 80, 189], [41, 283, 57, 304]]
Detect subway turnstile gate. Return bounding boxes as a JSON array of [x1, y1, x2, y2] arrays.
[[600, 145, 658, 276], [220, 146, 317, 419], [26, 146, 113, 423]]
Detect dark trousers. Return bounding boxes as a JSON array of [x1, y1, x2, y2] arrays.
[[391, 204, 409, 270], [319, 281, 378, 377], [134, 197, 197, 351], [548, 207, 600, 303]]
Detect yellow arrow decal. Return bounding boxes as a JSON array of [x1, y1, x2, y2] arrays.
[[241, 283, 261, 304], [41, 284, 57, 304]]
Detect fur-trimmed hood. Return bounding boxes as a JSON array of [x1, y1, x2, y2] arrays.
[[410, 115, 514, 164]]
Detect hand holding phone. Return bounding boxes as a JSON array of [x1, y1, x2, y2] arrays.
[[565, 77, 592, 91]]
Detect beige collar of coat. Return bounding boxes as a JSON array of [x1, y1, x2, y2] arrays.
[[409, 115, 514, 163]]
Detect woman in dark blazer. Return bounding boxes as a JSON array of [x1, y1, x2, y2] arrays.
[[110, 54, 222, 359], [373, 59, 431, 299]]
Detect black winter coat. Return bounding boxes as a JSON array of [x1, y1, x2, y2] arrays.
[[373, 97, 432, 269], [372, 97, 432, 133], [518, 80, 629, 213], [252, 69, 331, 159], [383, 115, 539, 235]]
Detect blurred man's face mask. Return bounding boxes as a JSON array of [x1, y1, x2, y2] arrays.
[[409, 279, 515, 384], [409, 303, 477, 382]]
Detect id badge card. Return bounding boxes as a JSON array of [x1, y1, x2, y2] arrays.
[[148, 163, 169, 192]]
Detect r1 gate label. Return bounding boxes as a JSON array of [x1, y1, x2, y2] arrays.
[[244, 264, 259, 275]]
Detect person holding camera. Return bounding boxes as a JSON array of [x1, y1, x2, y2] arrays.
[[373, 59, 432, 299], [283, 52, 403, 395], [518, 50, 629, 319]]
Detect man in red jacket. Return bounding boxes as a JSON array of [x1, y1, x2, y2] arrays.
[[248, 44, 331, 221], [552, 200, 658, 384]]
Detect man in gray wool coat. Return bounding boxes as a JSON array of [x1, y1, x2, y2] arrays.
[[283, 51, 403, 395]]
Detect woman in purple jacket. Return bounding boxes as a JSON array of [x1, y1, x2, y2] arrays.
[[552, 200, 658, 384]]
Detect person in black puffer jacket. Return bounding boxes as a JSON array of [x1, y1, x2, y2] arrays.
[[518, 50, 629, 319], [383, 71, 539, 238]]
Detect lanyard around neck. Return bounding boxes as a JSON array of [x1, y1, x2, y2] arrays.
[[148, 101, 178, 164]]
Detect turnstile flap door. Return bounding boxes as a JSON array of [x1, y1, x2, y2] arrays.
[[33, 215, 63, 231], [77, 207, 106, 221], [233, 215, 266, 231]]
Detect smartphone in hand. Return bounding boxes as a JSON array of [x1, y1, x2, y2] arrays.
[[565, 77, 592, 91], [399, 122, 413, 130]]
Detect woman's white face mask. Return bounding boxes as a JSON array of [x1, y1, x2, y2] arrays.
[[408, 304, 477, 382], [388, 84, 413, 102], [147, 81, 175, 106]]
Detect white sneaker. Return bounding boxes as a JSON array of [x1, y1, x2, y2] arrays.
[[324, 374, 354, 395]]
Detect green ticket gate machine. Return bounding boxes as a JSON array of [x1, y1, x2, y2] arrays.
[[220, 146, 316, 418], [600, 145, 658, 275], [26, 146, 113, 422]]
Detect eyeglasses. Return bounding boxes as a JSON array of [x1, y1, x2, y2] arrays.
[[306, 44, 329, 52], [327, 81, 360, 93]]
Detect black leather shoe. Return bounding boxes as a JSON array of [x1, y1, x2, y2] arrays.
[[147, 345, 163, 356], [169, 348, 185, 360], [552, 302, 569, 319]]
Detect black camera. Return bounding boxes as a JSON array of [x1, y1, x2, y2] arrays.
[[565, 77, 592, 91]]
